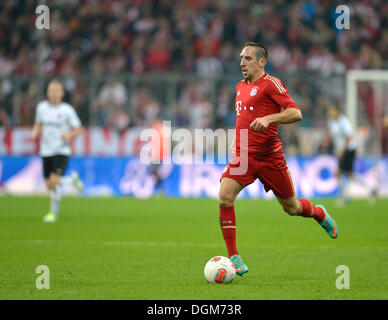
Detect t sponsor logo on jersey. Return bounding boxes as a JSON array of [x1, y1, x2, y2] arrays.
[[235, 101, 242, 116], [237, 90, 240, 96]]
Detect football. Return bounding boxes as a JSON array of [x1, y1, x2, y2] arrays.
[[204, 256, 236, 284]]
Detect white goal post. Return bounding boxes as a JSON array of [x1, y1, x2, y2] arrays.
[[346, 69, 388, 156], [345, 70, 388, 196]]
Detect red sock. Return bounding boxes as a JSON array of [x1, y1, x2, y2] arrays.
[[219, 205, 238, 257], [298, 199, 325, 224]]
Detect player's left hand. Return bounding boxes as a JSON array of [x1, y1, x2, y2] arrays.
[[250, 117, 270, 132], [61, 133, 71, 142]]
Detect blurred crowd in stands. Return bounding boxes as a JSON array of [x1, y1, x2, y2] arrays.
[[1, 0, 387, 152]]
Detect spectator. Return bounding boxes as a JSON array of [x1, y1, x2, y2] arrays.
[[130, 87, 160, 127], [95, 79, 127, 127], [189, 93, 213, 129], [195, 46, 223, 76]]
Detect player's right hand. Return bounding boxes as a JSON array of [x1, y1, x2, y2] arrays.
[[250, 117, 270, 131]]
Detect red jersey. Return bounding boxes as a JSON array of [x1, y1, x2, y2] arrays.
[[235, 72, 299, 158]]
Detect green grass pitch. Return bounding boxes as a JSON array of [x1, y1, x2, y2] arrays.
[[1, 196, 388, 300]]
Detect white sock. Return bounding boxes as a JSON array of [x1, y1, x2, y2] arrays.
[[338, 176, 349, 200], [60, 176, 72, 186], [50, 186, 62, 217]]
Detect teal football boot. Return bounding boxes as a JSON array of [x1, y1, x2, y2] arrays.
[[230, 254, 248, 276], [316, 205, 338, 239]]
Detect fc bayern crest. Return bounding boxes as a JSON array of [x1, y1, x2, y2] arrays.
[[250, 88, 258, 96]]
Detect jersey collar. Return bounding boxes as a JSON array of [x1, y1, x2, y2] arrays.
[[245, 72, 267, 86]]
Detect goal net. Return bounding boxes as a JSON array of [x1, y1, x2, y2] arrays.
[[345, 70, 388, 196]]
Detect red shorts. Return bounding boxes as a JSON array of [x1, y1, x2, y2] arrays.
[[220, 153, 295, 199]]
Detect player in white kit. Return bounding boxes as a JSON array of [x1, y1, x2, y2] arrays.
[[31, 79, 84, 222], [326, 105, 375, 205]]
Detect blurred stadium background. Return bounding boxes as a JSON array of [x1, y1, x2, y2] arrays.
[[2, 0, 388, 302], [1, 0, 388, 198]]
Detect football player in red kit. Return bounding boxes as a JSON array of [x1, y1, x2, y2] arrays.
[[219, 42, 339, 276]]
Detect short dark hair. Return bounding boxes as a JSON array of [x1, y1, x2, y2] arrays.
[[244, 42, 268, 60], [329, 105, 341, 112], [48, 78, 64, 88]]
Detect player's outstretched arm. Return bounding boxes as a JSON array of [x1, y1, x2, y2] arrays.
[[250, 108, 302, 132], [31, 123, 42, 140]]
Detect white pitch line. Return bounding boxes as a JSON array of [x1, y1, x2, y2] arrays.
[[4, 239, 387, 251], [5, 239, 224, 248]]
